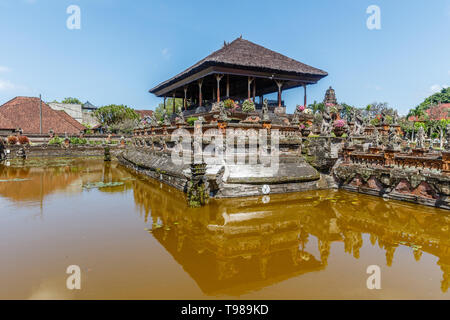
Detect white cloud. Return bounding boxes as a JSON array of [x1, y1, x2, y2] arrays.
[[0, 66, 10, 73], [430, 84, 449, 94], [161, 48, 170, 59], [0, 79, 16, 91]]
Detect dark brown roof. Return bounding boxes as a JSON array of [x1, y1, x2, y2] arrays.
[[150, 37, 327, 93], [135, 110, 154, 118], [0, 97, 86, 134]]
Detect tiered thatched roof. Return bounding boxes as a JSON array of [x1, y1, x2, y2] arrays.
[[150, 37, 327, 98]]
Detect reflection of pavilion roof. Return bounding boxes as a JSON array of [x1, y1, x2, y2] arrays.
[[131, 176, 450, 294], [152, 228, 324, 296]]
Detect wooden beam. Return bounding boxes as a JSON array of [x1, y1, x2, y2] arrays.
[[226, 74, 230, 97], [151, 65, 322, 97]]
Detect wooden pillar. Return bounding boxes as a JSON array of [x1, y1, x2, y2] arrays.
[[198, 79, 203, 107], [215, 74, 223, 102], [252, 79, 256, 101], [259, 95, 263, 104], [172, 92, 176, 114], [248, 77, 254, 100], [183, 87, 188, 111], [226, 75, 230, 98], [275, 80, 283, 107], [303, 84, 307, 106], [163, 96, 166, 112]]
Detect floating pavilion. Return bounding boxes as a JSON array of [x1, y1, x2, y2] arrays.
[[149, 37, 328, 115]]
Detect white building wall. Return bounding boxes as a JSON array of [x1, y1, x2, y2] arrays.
[[48, 103, 83, 123]]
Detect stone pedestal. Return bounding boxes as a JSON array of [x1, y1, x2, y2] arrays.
[[369, 146, 382, 154], [442, 151, 450, 173], [342, 146, 355, 163], [412, 148, 426, 156], [384, 149, 399, 167]]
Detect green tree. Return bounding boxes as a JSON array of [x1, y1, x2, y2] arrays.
[[308, 100, 324, 114], [94, 104, 140, 133], [61, 97, 83, 104], [154, 98, 183, 120]]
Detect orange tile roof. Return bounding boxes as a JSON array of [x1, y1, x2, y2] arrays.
[[0, 96, 86, 134]]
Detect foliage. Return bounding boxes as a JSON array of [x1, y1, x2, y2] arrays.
[[61, 97, 83, 105], [223, 99, 237, 109], [48, 136, 64, 145], [154, 98, 183, 120], [308, 101, 325, 114], [94, 104, 139, 133], [69, 137, 88, 145], [7, 136, 18, 145], [242, 99, 255, 112], [186, 117, 198, 126], [416, 87, 450, 112]]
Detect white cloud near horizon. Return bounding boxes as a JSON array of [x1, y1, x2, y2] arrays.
[[0, 66, 10, 73], [430, 84, 449, 94], [0, 79, 16, 91]]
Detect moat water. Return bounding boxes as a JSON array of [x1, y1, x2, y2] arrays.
[[0, 158, 449, 299]]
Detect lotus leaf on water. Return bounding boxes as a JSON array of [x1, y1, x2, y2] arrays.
[[0, 178, 32, 182], [83, 181, 124, 189]]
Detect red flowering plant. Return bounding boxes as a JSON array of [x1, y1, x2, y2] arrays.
[[333, 119, 346, 128], [296, 105, 306, 112]]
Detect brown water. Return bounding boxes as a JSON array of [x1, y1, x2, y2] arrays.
[[0, 158, 449, 300]]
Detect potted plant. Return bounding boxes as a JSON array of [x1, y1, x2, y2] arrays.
[[299, 123, 311, 137], [296, 105, 306, 113], [333, 119, 346, 137], [242, 99, 255, 113]]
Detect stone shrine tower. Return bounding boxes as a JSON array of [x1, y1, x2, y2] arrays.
[[324, 86, 338, 105]]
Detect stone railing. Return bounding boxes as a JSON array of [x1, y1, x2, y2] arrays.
[[341, 145, 450, 173]]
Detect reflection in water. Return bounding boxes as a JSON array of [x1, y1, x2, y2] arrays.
[[0, 158, 449, 298], [131, 170, 450, 295]]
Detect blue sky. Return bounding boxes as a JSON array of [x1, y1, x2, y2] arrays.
[[0, 0, 449, 115]]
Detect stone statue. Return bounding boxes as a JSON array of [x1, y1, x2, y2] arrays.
[[150, 114, 159, 126], [163, 110, 171, 126], [262, 99, 270, 122], [291, 107, 301, 125], [387, 126, 397, 149], [352, 110, 364, 136], [445, 124, 450, 150], [416, 126, 425, 149], [392, 111, 399, 125], [176, 109, 186, 124], [372, 127, 380, 146], [218, 103, 229, 122], [380, 108, 388, 124], [320, 107, 332, 135]]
